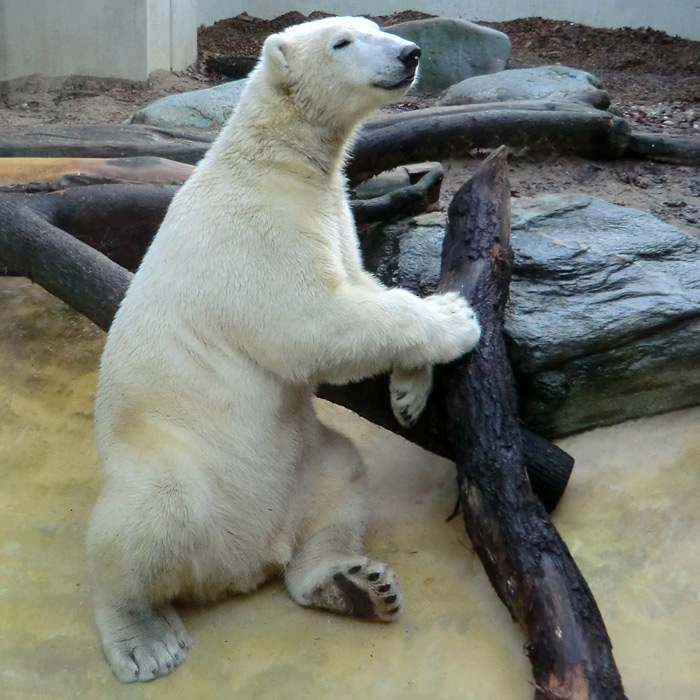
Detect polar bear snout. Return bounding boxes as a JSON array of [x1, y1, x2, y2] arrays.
[[398, 43, 420, 83], [399, 44, 421, 69]]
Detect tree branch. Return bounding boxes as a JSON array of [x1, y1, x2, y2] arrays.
[[434, 146, 626, 699]]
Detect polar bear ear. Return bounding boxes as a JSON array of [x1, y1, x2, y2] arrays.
[[262, 34, 290, 82]]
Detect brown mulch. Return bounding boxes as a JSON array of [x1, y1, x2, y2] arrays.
[[484, 18, 700, 76], [198, 13, 700, 135], [197, 10, 434, 60]]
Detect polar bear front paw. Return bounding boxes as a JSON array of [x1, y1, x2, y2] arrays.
[[422, 292, 481, 365], [303, 557, 403, 621], [390, 365, 433, 428]]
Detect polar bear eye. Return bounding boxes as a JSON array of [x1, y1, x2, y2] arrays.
[[333, 39, 352, 50]]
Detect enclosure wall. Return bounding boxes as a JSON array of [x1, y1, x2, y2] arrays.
[[0, 0, 197, 82], [0, 0, 695, 82], [200, 0, 700, 42]]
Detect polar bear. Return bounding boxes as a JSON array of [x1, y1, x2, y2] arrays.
[[86, 16, 480, 683]]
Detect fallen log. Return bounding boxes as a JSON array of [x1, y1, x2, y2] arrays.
[[0, 102, 632, 181], [317, 377, 572, 514], [1, 184, 178, 272], [0, 124, 212, 164], [0, 196, 131, 331], [434, 146, 626, 699], [351, 166, 443, 224], [0, 174, 444, 269], [0, 181, 573, 511], [0, 156, 194, 187], [626, 131, 700, 166], [348, 101, 632, 183]]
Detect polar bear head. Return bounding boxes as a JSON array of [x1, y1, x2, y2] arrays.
[[257, 16, 421, 129]]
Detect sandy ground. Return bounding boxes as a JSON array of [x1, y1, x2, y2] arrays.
[[1, 277, 699, 699], [1, 14, 699, 698]]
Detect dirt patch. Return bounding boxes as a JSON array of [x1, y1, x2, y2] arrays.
[[0, 12, 698, 235], [198, 10, 434, 60]]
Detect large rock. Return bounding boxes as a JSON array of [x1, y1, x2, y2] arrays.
[[386, 18, 511, 95], [436, 65, 610, 109], [361, 194, 700, 437], [126, 79, 248, 129]]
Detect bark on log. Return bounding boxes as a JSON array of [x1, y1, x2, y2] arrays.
[[0, 125, 212, 164], [0, 102, 632, 181], [0, 156, 193, 187], [626, 131, 700, 166], [0, 182, 573, 511], [0, 178, 443, 269], [351, 166, 444, 224], [9, 184, 177, 271], [434, 146, 626, 699], [0, 196, 131, 330], [348, 101, 632, 183]]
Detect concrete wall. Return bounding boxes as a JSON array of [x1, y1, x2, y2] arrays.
[[199, 0, 700, 42], [0, 0, 693, 82], [0, 0, 197, 82]]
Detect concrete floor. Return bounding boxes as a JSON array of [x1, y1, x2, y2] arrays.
[[1, 276, 698, 699]]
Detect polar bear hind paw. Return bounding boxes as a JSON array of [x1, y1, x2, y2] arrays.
[[307, 557, 403, 621], [101, 605, 193, 683]]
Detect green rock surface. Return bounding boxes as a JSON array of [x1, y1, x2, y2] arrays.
[[362, 193, 700, 436], [387, 18, 511, 95]]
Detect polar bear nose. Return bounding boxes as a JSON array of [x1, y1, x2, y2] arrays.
[[399, 44, 421, 68]]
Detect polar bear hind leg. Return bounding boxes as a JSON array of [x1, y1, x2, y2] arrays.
[[284, 424, 403, 621], [86, 491, 196, 682]]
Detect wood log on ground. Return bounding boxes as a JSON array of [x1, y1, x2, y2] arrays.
[[0, 124, 213, 164], [0, 156, 194, 187], [351, 166, 444, 224], [0, 102, 632, 179], [1, 184, 177, 272], [0, 196, 131, 331], [348, 101, 632, 183], [0, 175, 444, 270], [626, 131, 700, 166], [433, 146, 626, 699], [0, 181, 573, 511], [0, 163, 447, 266]]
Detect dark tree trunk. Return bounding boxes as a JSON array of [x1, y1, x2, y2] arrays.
[[348, 101, 631, 183], [0, 124, 213, 163], [626, 131, 700, 165], [317, 377, 572, 514], [434, 146, 626, 699], [0, 196, 131, 331]]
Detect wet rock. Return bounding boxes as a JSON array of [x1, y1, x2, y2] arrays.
[[126, 79, 247, 129], [436, 65, 610, 109], [386, 18, 511, 95], [361, 194, 700, 437]]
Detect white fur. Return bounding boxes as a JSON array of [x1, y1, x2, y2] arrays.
[[87, 16, 480, 683]]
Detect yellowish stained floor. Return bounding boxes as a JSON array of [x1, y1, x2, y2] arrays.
[[1, 277, 699, 699]]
